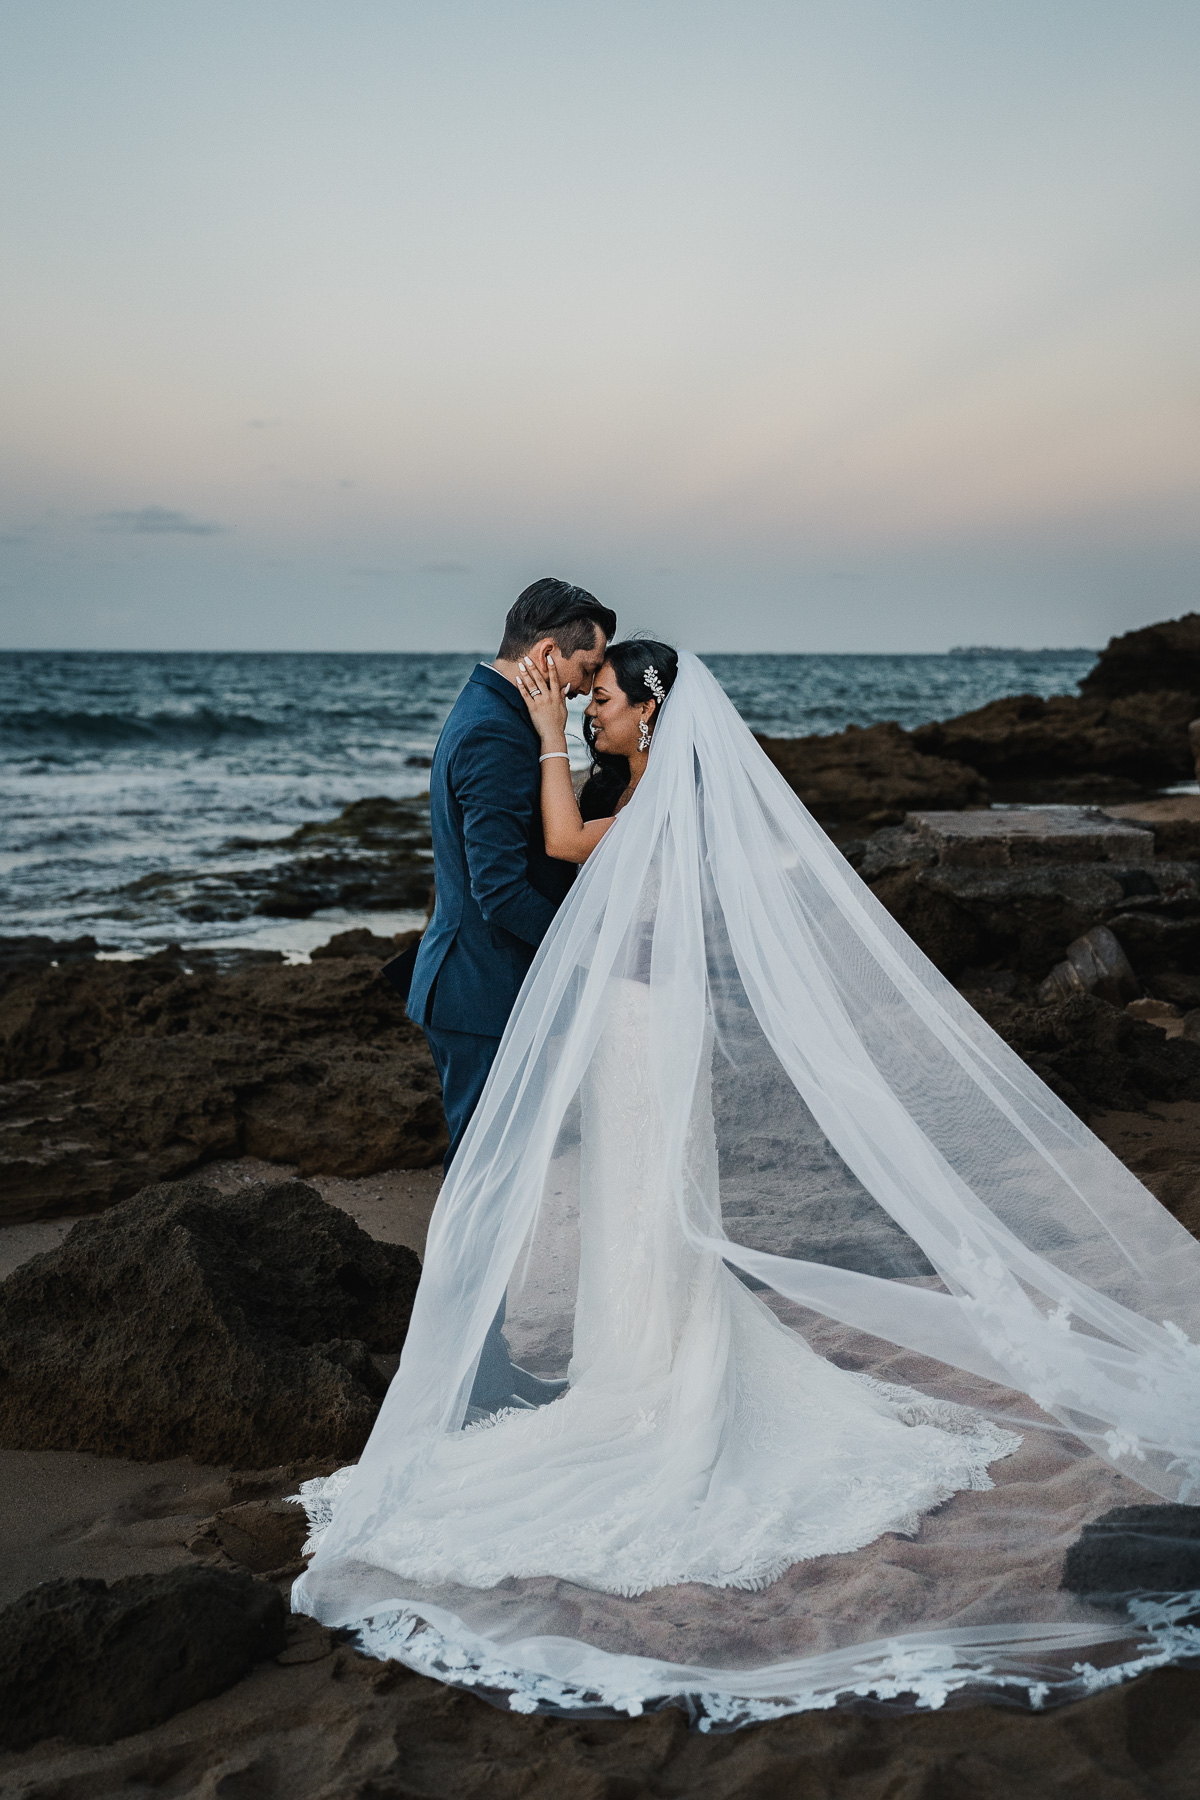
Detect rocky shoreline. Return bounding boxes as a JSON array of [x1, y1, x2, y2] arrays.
[[0, 931, 443, 1226], [758, 611, 1200, 828], [5, 613, 1200, 1793]]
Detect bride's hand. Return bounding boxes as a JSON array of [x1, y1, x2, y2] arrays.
[[516, 653, 569, 746]]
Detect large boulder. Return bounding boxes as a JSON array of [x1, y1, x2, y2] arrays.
[[0, 1565, 285, 1750], [0, 1175, 420, 1464], [855, 810, 1200, 987], [0, 953, 446, 1224], [1080, 612, 1200, 702], [911, 690, 1197, 795], [757, 722, 986, 829], [867, 860, 1200, 982]]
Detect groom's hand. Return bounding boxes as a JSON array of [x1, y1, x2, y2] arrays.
[[516, 653, 570, 748]]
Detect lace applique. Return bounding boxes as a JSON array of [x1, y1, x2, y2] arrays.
[[293, 1592, 1200, 1728]]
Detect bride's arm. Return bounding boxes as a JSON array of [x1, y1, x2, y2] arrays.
[[515, 654, 615, 864]]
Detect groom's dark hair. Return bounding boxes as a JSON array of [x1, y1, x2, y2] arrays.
[[498, 578, 616, 660]]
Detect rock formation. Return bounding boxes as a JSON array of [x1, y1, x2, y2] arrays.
[[757, 612, 1200, 824], [187, 1496, 313, 1579], [137, 793, 435, 926], [0, 1565, 285, 1750], [0, 1175, 421, 1464], [1079, 612, 1200, 702], [911, 689, 1196, 798], [757, 721, 986, 829], [0, 947, 446, 1224], [968, 991, 1200, 1116], [853, 808, 1200, 988]]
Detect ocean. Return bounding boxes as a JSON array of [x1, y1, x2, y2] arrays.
[[0, 648, 1098, 959]]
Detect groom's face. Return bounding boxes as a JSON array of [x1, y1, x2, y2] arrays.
[[537, 625, 608, 697]]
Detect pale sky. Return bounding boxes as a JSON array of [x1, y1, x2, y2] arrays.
[[1, 1, 1197, 652]]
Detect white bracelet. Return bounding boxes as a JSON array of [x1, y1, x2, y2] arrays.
[[539, 751, 571, 763]]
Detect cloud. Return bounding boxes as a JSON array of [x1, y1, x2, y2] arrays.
[[420, 560, 471, 575], [95, 506, 227, 536], [350, 565, 399, 579]]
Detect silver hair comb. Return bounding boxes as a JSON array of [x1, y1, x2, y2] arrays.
[[644, 665, 667, 704]]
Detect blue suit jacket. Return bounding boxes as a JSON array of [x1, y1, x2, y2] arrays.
[[407, 664, 575, 1038]]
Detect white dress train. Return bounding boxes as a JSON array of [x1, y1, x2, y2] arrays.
[[304, 979, 1018, 1598]]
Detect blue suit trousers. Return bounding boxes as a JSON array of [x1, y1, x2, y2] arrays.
[[424, 1024, 500, 1175]]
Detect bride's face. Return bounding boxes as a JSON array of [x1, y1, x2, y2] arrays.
[[585, 663, 650, 758]]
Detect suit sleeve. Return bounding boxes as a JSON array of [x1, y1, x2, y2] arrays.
[[451, 722, 560, 947]]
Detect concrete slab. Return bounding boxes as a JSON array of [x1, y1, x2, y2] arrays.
[[905, 806, 1156, 868]]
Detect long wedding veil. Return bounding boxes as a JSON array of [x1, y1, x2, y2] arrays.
[[295, 651, 1200, 1723]]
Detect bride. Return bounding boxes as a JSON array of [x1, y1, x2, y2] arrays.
[[294, 643, 1200, 1722]]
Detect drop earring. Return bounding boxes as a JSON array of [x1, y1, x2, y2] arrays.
[[638, 717, 652, 752]]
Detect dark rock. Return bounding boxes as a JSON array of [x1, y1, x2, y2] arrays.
[[834, 837, 869, 871], [0, 1565, 284, 1750], [0, 1174, 421, 1463], [1037, 925, 1140, 1006], [912, 690, 1197, 793], [1152, 972, 1200, 1009], [1062, 1504, 1200, 1599], [250, 852, 432, 918], [129, 794, 435, 927], [758, 722, 987, 828], [1080, 612, 1200, 702], [311, 926, 419, 961], [0, 957, 446, 1224], [1103, 909, 1200, 982], [870, 862, 1125, 980], [187, 1497, 311, 1577], [957, 967, 1019, 998], [0, 935, 102, 980], [249, 796, 435, 918], [867, 856, 1200, 983], [858, 824, 937, 880], [869, 866, 989, 974], [1113, 814, 1200, 864], [182, 945, 287, 973], [971, 992, 1200, 1116], [284, 794, 429, 850]]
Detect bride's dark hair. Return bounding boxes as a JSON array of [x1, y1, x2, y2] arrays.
[[578, 638, 679, 822]]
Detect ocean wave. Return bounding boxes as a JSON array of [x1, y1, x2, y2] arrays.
[[0, 707, 277, 747]]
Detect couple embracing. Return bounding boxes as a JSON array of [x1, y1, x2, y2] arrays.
[[294, 578, 1200, 1726], [407, 578, 679, 1412]]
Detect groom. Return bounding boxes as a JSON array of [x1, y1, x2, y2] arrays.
[[407, 577, 616, 1410]]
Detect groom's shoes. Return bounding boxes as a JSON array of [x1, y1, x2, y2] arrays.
[[508, 1365, 569, 1405], [462, 1372, 568, 1428]]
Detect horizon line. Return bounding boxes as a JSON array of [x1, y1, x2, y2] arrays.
[[0, 643, 1103, 658]]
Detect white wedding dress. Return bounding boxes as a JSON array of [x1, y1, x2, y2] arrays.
[[295, 652, 1200, 1723], [305, 977, 1017, 1598]]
